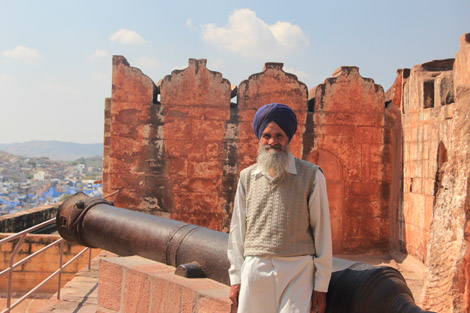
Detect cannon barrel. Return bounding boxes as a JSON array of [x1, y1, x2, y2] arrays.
[[57, 193, 433, 313]]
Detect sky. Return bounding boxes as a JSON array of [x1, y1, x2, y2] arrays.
[[0, 0, 469, 144]]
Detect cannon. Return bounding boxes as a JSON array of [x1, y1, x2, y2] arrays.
[[57, 193, 434, 313]]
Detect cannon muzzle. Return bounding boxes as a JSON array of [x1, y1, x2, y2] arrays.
[[57, 193, 433, 312]]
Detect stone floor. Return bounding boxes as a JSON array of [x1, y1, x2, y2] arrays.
[[1, 252, 425, 312]]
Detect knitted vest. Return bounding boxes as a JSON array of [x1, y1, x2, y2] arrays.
[[241, 158, 318, 257]]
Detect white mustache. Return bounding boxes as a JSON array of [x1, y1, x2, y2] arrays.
[[264, 144, 283, 150]]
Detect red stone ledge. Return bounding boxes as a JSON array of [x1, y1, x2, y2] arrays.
[[97, 255, 232, 313]]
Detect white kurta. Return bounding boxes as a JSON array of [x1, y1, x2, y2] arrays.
[[227, 153, 332, 313]]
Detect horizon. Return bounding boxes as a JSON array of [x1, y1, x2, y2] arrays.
[[0, 140, 104, 145], [1, 0, 469, 144]]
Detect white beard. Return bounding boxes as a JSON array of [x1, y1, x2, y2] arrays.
[[256, 142, 290, 178]]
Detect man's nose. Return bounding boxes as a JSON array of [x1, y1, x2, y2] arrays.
[[268, 137, 277, 145]]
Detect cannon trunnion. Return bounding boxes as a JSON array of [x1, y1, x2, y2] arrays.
[[57, 193, 433, 313]]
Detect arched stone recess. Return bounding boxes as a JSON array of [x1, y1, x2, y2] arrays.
[[307, 149, 345, 254], [160, 59, 232, 230], [236, 62, 308, 173], [108, 56, 166, 215], [310, 66, 390, 253]]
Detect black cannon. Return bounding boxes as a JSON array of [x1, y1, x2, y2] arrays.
[[57, 193, 433, 313]]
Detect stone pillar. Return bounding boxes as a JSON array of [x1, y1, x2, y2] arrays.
[[108, 56, 167, 215], [237, 62, 308, 172], [309, 67, 390, 254], [160, 59, 232, 230], [102, 97, 112, 196], [384, 69, 407, 253]]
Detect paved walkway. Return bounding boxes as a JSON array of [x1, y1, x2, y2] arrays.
[[1, 252, 425, 312]]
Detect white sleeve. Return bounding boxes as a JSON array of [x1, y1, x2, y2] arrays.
[[227, 178, 247, 286], [309, 169, 333, 292]]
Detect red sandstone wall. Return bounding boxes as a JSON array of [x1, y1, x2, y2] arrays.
[[160, 59, 232, 230], [237, 62, 308, 170], [102, 97, 112, 196], [105, 59, 395, 253], [309, 67, 391, 254], [419, 33, 470, 313], [401, 59, 455, 262], [107, 56, 166, 216], [384, 69, 407, 253], [101, 34, 470, 312], [97, 256, 231, 313]]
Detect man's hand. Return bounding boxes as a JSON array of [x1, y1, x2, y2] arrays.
[[311, 290, 326, 313], [229, 284, 241, 307]]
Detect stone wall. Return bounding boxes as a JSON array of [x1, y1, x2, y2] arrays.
[[102, 33, 470, 312], [418, 33, 470, 313], [97, 256, 231, 313], [401, 58, 455, 262], [308, 67, 391, 254], [0, 205, 57, 233], [104, 58, 392, 254], [160, 59, 233, 230]]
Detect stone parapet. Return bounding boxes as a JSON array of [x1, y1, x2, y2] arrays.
[[0, 205, 57, 233], [97, 256, 231, 313]]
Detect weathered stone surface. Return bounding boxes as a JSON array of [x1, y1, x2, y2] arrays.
[[237, 62, 308, 170], [401, 57, 455, 262], [106, 56, 166, 216], [454, 33, 470, 100], [102, 34, 470, 312], [308, 67, 390, 254], [102, 97, 112, 196], [160, 59, 232, 230], [419, 33, 470, 313]]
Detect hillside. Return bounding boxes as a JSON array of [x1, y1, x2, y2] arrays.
[[0, 141, 103, 161]]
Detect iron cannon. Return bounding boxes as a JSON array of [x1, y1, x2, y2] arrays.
[[57, 193, 433, 313]]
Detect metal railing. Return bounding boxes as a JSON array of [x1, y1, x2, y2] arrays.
[[0, 190, 120, 313], [0, 218, 91, 313]]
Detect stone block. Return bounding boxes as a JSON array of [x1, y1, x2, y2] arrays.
[[197, 296, 231, 313], [122, 269, 151, 313], [151, 276, 182, 313], [98, 259, 124, 312]]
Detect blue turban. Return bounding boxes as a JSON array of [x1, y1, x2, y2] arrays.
[[253, 103, 297, 142]]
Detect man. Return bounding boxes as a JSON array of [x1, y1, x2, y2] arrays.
[[227, 103, 332, 313]]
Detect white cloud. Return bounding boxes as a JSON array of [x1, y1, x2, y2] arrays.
[[200, 9, 309, 58], [0, 74, 15, 83], [136, 57, 159, 68], [3, 46, 41, 64], [90, 49, 108, 59], [186, 18, 197, 31], [284, 66, 309, 81], [109, 29, 147, 45]]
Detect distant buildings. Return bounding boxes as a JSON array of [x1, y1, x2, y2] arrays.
[[0, 152, 102, 215]]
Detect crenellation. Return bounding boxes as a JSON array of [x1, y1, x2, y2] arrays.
[[101, 33, 470, 312]]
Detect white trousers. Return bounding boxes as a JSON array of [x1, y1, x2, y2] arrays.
[[238, 255, 314, 313]]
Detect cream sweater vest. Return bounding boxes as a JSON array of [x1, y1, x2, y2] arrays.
[[240, 158, 318, 257]]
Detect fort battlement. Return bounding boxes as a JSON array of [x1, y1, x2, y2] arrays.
[[100, 33, 470, 312]]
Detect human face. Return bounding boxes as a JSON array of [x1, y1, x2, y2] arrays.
[[259, 122, 289, 152]]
